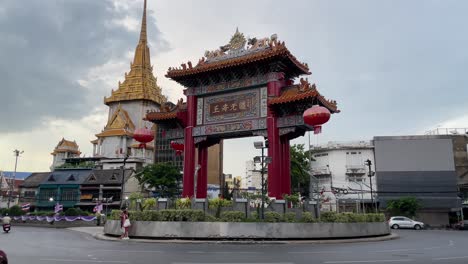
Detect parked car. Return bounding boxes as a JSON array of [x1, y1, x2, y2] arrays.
[[0, 250, 7, 264], [389, 216, 425, 230]]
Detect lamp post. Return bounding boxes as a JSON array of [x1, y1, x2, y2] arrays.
[[194, 164, 201, 198], [8, 149, 24, 208], [365, 159, 375, 213], [120, 154, 130, 208], [253, 140, 271, 220]]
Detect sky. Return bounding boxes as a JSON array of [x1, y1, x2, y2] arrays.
[[0, 0, 467, 178]]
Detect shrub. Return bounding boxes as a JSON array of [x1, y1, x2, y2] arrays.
[[8, 205, 25, 216], [208, 198, 233, 218], [366, 213, 385, 222], [159, 209, 204, 222], [283, 212, 297, 223], [220, 211, 245, 222], [110, 210, 121, 220], [176, 198, 191, 209], [142, 198, 157, 211], [264, 211, 282, 222], [64, 208, 80, 216], [320, 211, 338, 222], [301, 212, 317, 223], [31, 211, 55, 216], [204, 214, 218, 222], [283, 193, 301, 208]]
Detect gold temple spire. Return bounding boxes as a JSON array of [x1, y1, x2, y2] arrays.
[[104, 0, 165, 106], [139, 0, 147, 44]]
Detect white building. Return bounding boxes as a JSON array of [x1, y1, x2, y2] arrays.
[[243, 160, 262, 191], [50, 138, 81, 170], [91, 0, 165, 170], [310, 141, 376, 212]]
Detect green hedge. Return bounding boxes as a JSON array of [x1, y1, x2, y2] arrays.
[[264, 211, 282, 222], [108, 209, 385, 223], [220, 211, 245, 222], [283, 212, 297, 223]]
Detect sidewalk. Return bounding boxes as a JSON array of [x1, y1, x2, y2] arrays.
[[67, 226, 399, 244]]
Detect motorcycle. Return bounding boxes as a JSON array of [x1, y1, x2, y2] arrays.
[[3, 224, 11, 233]]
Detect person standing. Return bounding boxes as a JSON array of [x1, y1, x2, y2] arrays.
[[120, 208, 130, 240]]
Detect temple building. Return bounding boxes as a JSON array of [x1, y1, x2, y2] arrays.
[[50, 138, 81, 170], [91, 0, 223, 183], [91, 0, 164, 170]]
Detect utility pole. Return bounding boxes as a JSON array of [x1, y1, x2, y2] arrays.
[[120, 154, 130, 208], [365, 159, 375, 213], [8, 149, 23, 208]]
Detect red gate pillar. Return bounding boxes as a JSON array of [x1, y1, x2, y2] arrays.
[[196, 145, 208, 198], [281, 137, 291, 196], [266, 72, 285, 199], [182, 93, 196, 197]]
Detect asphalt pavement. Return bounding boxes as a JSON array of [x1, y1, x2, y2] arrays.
[[1, 226, 468, 264]]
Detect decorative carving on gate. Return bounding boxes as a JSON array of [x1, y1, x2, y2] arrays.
[[196, 97, 204, 125], [193, 118, 267, 136], [194, 136, 207, 144], [252, 130, 268, 138], [277, 115, 305, 128], [279, 127, 296, 136], [165, 128, 184, 139]]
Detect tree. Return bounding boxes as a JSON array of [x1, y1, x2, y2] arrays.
[[135, 163, 182, 198], [386, 197, 422, 218], [290, 144, 311, 196]]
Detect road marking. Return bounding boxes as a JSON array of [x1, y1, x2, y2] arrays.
[[40, 259, 128, 263], [210, 251, 260, 254], [371, 249, 415, 253], [93, 249, 163, 253], [434, 256, 468, 261], [289, 251, 350, 254], [187, 251, 205, 254], [173, 263, 294, 264], [324, 260, 414, 264]]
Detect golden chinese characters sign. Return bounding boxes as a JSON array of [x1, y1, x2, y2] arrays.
[[202, 88, 266, 125]]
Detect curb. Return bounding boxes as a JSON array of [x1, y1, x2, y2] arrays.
[[91, 232, 399, 244]]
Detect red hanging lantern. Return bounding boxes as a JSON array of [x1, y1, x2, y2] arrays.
[[133, 127, 154, 148], [170, 141, 184, 156], [303, 105, 331, 134]]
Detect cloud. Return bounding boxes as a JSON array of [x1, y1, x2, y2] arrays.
[[0, 0, 169, 133]]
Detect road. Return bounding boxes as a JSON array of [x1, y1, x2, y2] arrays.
[[1, 227, 468, 264]]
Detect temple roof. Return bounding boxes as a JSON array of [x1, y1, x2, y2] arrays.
[[268, 78, 340, 113], [51, 138, 81, 155], [95, 105, 135, 138], [145, 99, 187, 123], [104, 0, 165, 106], [166, 29, 310, 83]]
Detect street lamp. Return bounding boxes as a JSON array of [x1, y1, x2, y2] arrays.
[[120, 153, 130, 208], [8, 149, 24, 208], [49, 197, 54, 202], [194, 164, 201, 198], [253, 140, 271, 220], [365, 159, 376, 213]]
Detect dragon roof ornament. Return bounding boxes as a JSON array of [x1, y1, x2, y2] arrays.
[[198, 28, 280, 65]]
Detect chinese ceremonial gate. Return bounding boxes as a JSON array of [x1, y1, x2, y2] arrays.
[[146, 29, 339, 199]]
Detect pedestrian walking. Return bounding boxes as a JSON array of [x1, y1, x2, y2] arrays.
[[120, 208, 131, 240]]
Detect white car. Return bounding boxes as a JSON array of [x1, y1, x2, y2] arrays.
[[389, 216, 425, 230]]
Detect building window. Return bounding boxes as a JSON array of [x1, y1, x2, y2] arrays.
[[24, 191, 35, 198]]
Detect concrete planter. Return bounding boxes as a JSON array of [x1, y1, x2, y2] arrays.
[[104, 220, 390, 239]]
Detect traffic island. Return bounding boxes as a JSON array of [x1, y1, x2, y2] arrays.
[[104, 221, 390, 240]]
